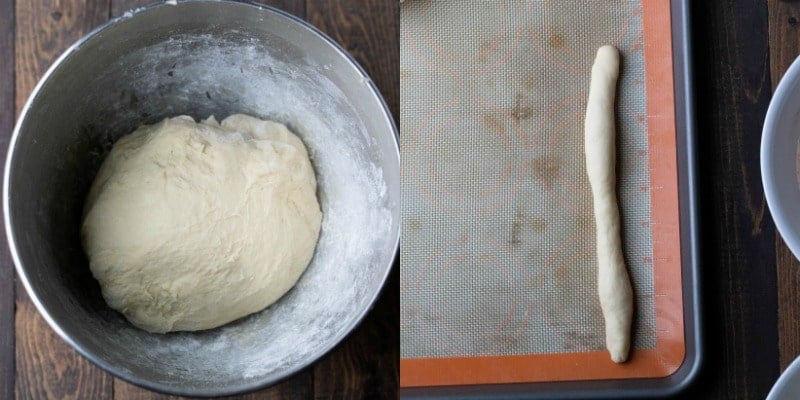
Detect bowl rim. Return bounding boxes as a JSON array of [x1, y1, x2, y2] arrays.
[[767, 354, 800, 400], [3, 0, 400, 397], [763, 52, 800, 262]]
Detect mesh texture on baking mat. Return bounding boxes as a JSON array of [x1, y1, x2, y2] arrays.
[[400, 0, 656, 360]]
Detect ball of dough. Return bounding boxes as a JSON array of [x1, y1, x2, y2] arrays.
[[81, 115, 322, 333]]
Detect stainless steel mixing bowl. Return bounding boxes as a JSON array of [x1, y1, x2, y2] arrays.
[[4, 1, 399, 396]]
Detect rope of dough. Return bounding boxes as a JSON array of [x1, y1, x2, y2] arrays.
[[585, 45, 634, 363]]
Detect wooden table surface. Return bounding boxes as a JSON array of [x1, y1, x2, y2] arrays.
[[8, 0, 800, 399], [677, 0, 795, 398], [0, 1, 398, 399]]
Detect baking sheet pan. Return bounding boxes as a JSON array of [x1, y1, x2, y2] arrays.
[[399, 0, 700, 397]]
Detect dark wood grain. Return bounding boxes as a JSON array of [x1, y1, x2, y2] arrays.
[[114, 377, 316, 400], [768, 0, 800, 86], [683, 0, 781, 398], [15, 294, 113, 400], [230, 374, 313, 400], [7, 0, 399, 399], [8, 0, 396, 397], [768, 0, 800, 372], [14, 0, 109, 111], [0, 0, 15, 397], [114, 379, 177, 400], [307, 0, 400, 121], [3, 0, 800, 398], [306, 1, 399, 398], [776, 239, 800, 371], [14, 0, 114, 399], [114, 380, 178, 400], [113, 353, 313, 400], [111, 0, 306, 20]]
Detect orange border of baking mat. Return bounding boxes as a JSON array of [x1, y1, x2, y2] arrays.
[[400, 0, 685, 387]]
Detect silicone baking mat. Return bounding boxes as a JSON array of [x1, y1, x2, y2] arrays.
[[400, 0, 684, 387]]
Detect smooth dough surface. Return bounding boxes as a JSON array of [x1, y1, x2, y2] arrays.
[[81, 115, 322, 333], [585, 45, 633, 363]]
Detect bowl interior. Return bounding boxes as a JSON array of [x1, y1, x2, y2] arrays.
[[5, 1, 399, 395], [764, 56, 800, 260]]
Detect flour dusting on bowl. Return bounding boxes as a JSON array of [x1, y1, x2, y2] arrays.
[[4, 1, 398, 396]]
